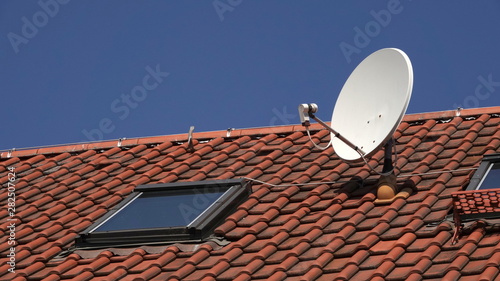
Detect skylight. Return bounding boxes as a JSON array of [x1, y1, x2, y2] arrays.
[[93, 188, 227, 232], [467, 154, 500, 191], [77, 179, 251, 248], [476, 162, 500, 190]]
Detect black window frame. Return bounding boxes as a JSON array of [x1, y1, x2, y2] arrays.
[[467, 153, 500, 191], [76, 179, 251, 248]]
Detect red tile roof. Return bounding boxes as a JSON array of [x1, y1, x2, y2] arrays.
[[2, 106, 500, 280]]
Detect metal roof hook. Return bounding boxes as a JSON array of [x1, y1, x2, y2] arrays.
[[117, 138, 126, 147], [187, 126, 195, 152]]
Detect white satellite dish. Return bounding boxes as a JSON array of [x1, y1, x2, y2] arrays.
[[331, 48, 413, 161], [298, 48, 413, 172]]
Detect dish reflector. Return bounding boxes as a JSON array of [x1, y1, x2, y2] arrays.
[[331, 48, 413, 161]]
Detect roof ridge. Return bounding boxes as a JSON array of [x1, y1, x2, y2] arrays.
[[403, 106, 500, 122], [2, 106, 499, 159]]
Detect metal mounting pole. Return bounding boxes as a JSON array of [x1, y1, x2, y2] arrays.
[[309, 114, 366, 156], [382, 139, 394, 174]]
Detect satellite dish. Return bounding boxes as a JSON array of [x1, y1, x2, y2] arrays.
[[331, 48, 413, 161], [298, 48, 413, 172]]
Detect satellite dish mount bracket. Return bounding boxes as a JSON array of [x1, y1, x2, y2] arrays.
[[298, 103, 366, 156]]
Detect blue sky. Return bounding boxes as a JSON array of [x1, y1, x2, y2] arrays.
[[1, 1, 500, 151]]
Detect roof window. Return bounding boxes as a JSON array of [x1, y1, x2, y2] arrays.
[[76, 179, 251, 248], [467, 153, 500, 190]]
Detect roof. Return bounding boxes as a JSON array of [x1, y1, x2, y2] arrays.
[[1, 106, 500, 281]]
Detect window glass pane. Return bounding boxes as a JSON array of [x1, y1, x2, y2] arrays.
[[94, 187, 227, 232], [478, 163, 500, 190]]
